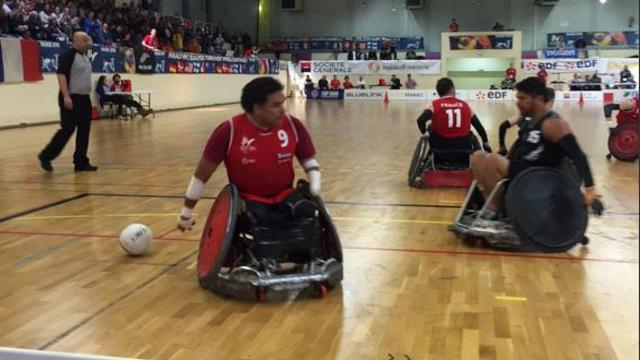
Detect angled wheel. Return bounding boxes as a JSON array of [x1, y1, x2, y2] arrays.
[[505, 168, 588, 252], [608, 123, 639, 161], [197, 184, 239, 290], [408, 137, 429, 187]]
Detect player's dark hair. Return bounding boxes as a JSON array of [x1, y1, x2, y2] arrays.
[[112, 73, 121, 81], [545, 87, 555, 102], [241, 77, 284, 113], [436, 77, 455, 97], [515, 77, 547, 100]]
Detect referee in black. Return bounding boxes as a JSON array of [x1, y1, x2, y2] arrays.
[[39, 31, 98, 172]]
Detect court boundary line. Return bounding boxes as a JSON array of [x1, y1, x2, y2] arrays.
[[86, 192, 461, 209], [38, 249, 199, 351], [1, 229, 636, 265], [0, 193, 89, 224]]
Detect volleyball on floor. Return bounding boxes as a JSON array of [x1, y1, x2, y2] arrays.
[[119, 224, 153, 256]]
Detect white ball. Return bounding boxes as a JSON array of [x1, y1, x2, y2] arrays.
[[119, 224, 153, 256]]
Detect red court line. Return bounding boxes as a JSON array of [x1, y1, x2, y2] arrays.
[[1, 230, 637, 265], [0, 230, 198, 243], [343, 245, 639, 264]]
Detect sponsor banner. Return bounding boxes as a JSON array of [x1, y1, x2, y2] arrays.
[[269, 36, 424, 52], [522, 58, 600, 73], [543, 48, 577, 59], [555, 91, 603, 102], [472, 90, 514, 101], [449, 35, 513, 50], [387, 90, 428, 101], [93, 45, 120, 73], [344, 89, 385, 100], [547, 31, 639, 48], [36, 40, 277, 75], [300, 60, 441, 75], [40, 41, 64, 72], [305, 89, 344, 100]]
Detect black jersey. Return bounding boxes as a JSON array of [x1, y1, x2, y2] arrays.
[[507, 111, 565, 168]]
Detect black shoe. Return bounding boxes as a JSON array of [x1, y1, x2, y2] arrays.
[[38, 155, 53, 172], [74, 164, 98, 172]]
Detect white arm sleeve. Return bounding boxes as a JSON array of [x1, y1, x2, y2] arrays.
[[185, 175, 206, 201]]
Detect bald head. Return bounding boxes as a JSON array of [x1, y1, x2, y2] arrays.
[[620, 99, 634, 111], [72, 32, 91, 53]]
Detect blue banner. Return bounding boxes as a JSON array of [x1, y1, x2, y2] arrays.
[[36, 40, 278, 75], [269, 36, 424, 52], [547, 31, 640, 48], [305, 89, 344, 100], [92, 45, 120, 73], [543, 48, 578, 59]]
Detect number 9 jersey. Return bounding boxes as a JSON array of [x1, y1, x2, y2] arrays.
[[430, 96, 473, 138], [202, 113, 316, 205]]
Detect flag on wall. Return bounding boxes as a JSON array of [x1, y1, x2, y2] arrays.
[[0, 38, 43, 83]]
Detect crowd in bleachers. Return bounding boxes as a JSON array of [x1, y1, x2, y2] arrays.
[[0, 0, 256, 57]]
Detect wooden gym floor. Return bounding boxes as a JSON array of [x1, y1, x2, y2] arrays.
[[0, 99, 637, 360]]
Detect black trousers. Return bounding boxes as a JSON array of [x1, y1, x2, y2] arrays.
[[40, 94, 92, 165], [104, 94, 143, 115], [245, 191, 317, 227]]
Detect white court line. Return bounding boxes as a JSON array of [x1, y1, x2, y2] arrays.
[[0, 347, 134, 360]]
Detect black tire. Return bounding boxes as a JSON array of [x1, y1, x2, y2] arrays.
[[408, 137, 429, 187], [505, 167, 588, 252]]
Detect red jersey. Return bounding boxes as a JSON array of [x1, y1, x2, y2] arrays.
[[430, 96, 472, 138], [537, 69, 548, 83], [330, 79, 341, 90], [343, 80, 353, 89], [143, 34, 158, 50], [506, 67, 516, 80], [203, 113, 316, 204], [617, 97, 640, 126]]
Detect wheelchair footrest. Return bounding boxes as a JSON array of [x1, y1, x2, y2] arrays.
[[423, 169, 473, 188]]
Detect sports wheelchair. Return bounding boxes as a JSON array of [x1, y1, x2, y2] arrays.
[[450, 165, 603, 252], [196, 180, 343, 302]]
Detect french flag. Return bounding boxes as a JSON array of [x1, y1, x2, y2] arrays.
[[0, 38, 43, 83]]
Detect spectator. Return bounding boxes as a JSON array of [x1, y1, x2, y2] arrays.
[[0, 0, 11, 34], [82, 11, 98, 40], [343, 76, 353, 89], [390, 43, 397, 60], [101, 23, 113, 44], [404, 74, 417, 89], [449, 18, 459, 32], [186, 38, 201, 53], [318, 75, 329, 90], [406, 47, 417, 60], [304, 75, 314, 92], [492, 22, 504, 31], [141, 27, 159, 51], [490, 84, 498, 90], [367, 49, 377, 60], [506, 63, 516, 80], [620, 65, 633, 83], [537, 64, 548, 84], [330, 75, 341, 90], [357, 76, 367, 89], [172, 26, 184, 52], [390, 75, 401, 90], [109, 73, 152, 117], [588, 71, 602, 91]]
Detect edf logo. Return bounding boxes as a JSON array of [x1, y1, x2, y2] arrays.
[[487, 91, 508, 99]]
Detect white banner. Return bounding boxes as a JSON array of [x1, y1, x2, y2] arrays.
[[301, 60, 441, 75], [344, 89, 385, 100], [522, 58, 601, 73], [555, 91, 603, 102], [471, 90, 515, 101], [387, 90, 428, 101]]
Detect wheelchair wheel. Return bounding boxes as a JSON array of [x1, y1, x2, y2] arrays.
[[608, 123, 639, 161], [408, 137, 429, 187], [197, 184, 239, 289], [505, 167, 588, 252]]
